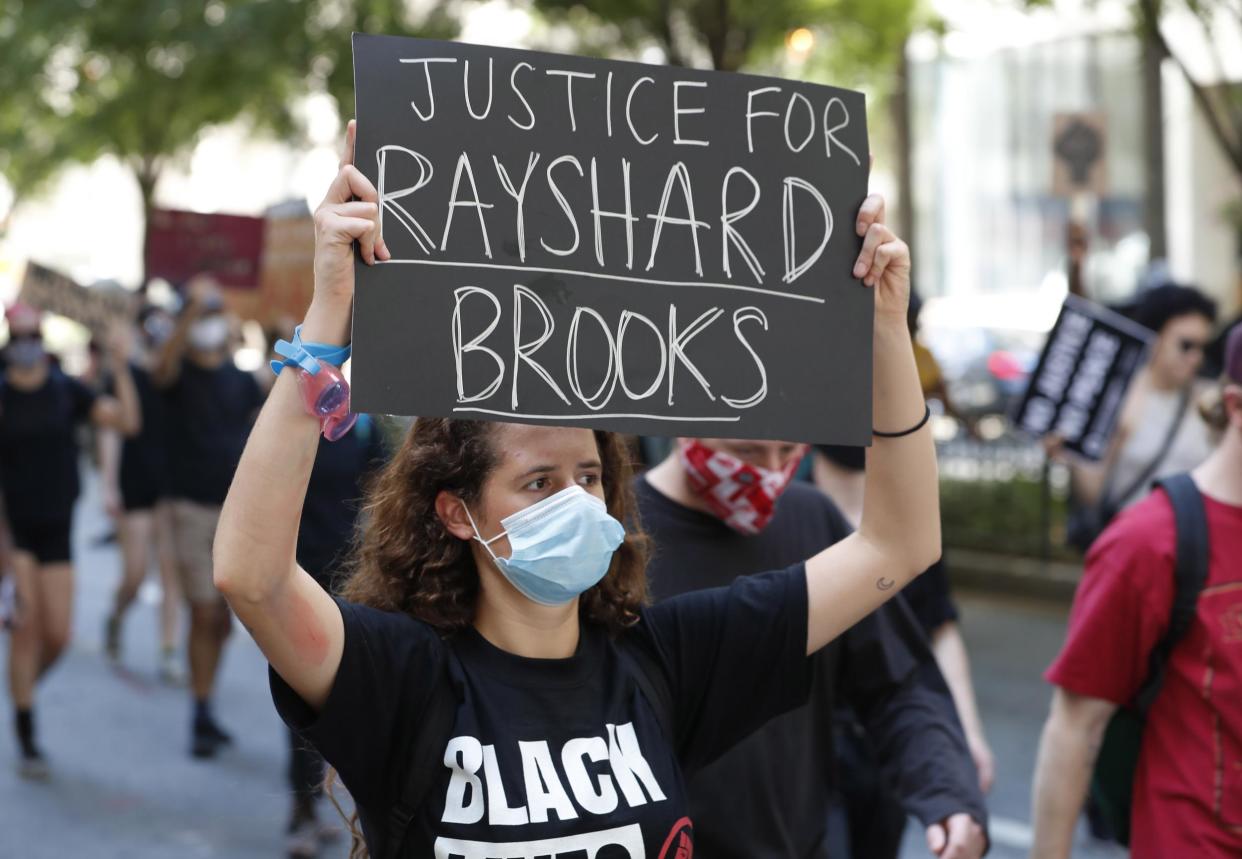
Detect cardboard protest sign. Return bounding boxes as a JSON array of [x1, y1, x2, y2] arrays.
[[257, 216, 317, 325], [18, 263, 137, 333], [351, 35, 872, 443], [146, 209, 266, 290], [1013, 295, 1152, 461]]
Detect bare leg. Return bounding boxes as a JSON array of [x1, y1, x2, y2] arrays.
[[188, 600, 232, 701], [153, 502, 182, 651], [35, 563, 73, 678], [112, 511, 153, 621], [8, 553, 42, 710]]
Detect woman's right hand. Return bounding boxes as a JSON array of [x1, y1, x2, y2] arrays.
[[306, 120, 390, 342]]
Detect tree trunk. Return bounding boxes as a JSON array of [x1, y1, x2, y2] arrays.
[[893, 38, 915, 260], [1139, 0, 1242, 182], [135, 159, 159, 294], [1142, 11, 1168, 260]]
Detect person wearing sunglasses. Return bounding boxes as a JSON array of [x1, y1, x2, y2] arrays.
[[1054, 283, 1219, 550]]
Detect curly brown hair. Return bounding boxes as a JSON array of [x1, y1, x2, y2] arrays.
[[338, 417, 650, 634], [330, 419, 651, 857]]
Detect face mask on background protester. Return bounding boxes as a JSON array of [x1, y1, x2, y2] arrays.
[[467, 485, 626, 606], [188, 316, 230, 352], [143, 314, 175, 348], [679, 440, 807, 535], [6, 337, 46, 369]]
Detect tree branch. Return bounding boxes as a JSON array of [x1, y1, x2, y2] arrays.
[[1185, 0, 1242, 159], [658, 0, 687, 67], [1140, 0, 1242, 179]]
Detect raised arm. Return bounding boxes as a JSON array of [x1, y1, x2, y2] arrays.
[[805, 196, 941, 654], [88, 326, 142, 436], [213, 120, 389, 711]]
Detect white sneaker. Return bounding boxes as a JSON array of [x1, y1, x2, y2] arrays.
[[18, 750, 50, 781], [159, 649, 186, 686]]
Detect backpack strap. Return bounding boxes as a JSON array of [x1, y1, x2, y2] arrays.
[[615, 634, 675, 743], [1132, 473, 1210, 716], [383, 671, 458, 859]]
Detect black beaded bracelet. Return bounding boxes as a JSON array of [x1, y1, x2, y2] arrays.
[[873, 403, 932, 438]]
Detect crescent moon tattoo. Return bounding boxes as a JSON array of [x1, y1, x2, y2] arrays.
[[876, 577, 896, 591]]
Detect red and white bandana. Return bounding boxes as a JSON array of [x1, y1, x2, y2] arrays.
[[678, 440, 807, 535]]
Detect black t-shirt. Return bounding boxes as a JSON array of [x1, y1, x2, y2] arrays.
[[0, 369, 96, 523], [297, 415, 387, 584], [105, 363, 169, 500], [901, 558, 960, 635], [271, 566, 810, 858], [163, 360, 263, 505], [637, 478, 986, 857]]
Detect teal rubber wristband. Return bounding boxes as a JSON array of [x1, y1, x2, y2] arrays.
[[270, 324, 352, 376]]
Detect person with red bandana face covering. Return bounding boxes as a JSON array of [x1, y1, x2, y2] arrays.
[[640, 438, 989, 859], [676, 440, 809, 535]]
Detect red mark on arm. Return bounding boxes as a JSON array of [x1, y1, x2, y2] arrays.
[[285, 588, 330, 667]]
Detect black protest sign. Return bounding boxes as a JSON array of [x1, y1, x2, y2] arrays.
[[1014, 295, 1152, 461], [350, 35, 872, 443], [19, 263, 136, 334]]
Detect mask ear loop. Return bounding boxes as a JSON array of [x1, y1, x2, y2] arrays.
[[463, 504, 506, 562]]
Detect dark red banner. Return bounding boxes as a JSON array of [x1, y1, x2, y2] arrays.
[[145, 209, 265, 289]]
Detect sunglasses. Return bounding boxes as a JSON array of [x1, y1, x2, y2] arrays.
[[1178, 338, 1208, 355]]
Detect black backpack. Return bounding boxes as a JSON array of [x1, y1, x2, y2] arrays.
[[381, 633, 675, 859], [1087, 472, 1210, 845]]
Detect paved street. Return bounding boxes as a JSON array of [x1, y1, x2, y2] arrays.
[[1, 471, 1125, 858]]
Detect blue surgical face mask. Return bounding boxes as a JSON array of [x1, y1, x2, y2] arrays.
[[467, 485, 626, 606], [6, 337, 45, 369]]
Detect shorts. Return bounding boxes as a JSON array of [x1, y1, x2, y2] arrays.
[[10, 518, 73, 565], [120, 456, 169, 513], [121, 479, 164, 513], [169, 499, 223, 605]]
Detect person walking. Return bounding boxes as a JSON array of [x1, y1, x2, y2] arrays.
[[0, 303, 140, 777], [1059, 284, 1218, 549], [212, 121, 942, 858], [101, 304, 184, 683], [640, 438, 988, 859], [153, 280, 264, 758], [1030, 324, 1242, 858]]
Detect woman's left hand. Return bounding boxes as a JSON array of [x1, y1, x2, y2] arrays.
[[852, 194, 911, 321]]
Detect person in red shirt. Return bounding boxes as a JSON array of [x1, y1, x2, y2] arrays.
[[1030, 323, 1242, 858]]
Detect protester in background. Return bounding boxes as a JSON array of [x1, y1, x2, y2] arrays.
[[100, 304, 184, 684], [641, 439, 988, 859], [805, 441, 993, 858], [1056, 284, 1217, 547], [274, 314, 389, 855], [908, 293, 976, 432], [1030, 324, 1242, 859], [0, 303, 139, 778], [153, 279, 264, 759]]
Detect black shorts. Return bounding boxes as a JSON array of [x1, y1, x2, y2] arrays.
[[120, 475, 164, 513], [120, 459, 168, 513], [10, 518, 73, 565]]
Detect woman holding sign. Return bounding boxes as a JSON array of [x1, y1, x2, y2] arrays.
[[214, 121, 942, 858]]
